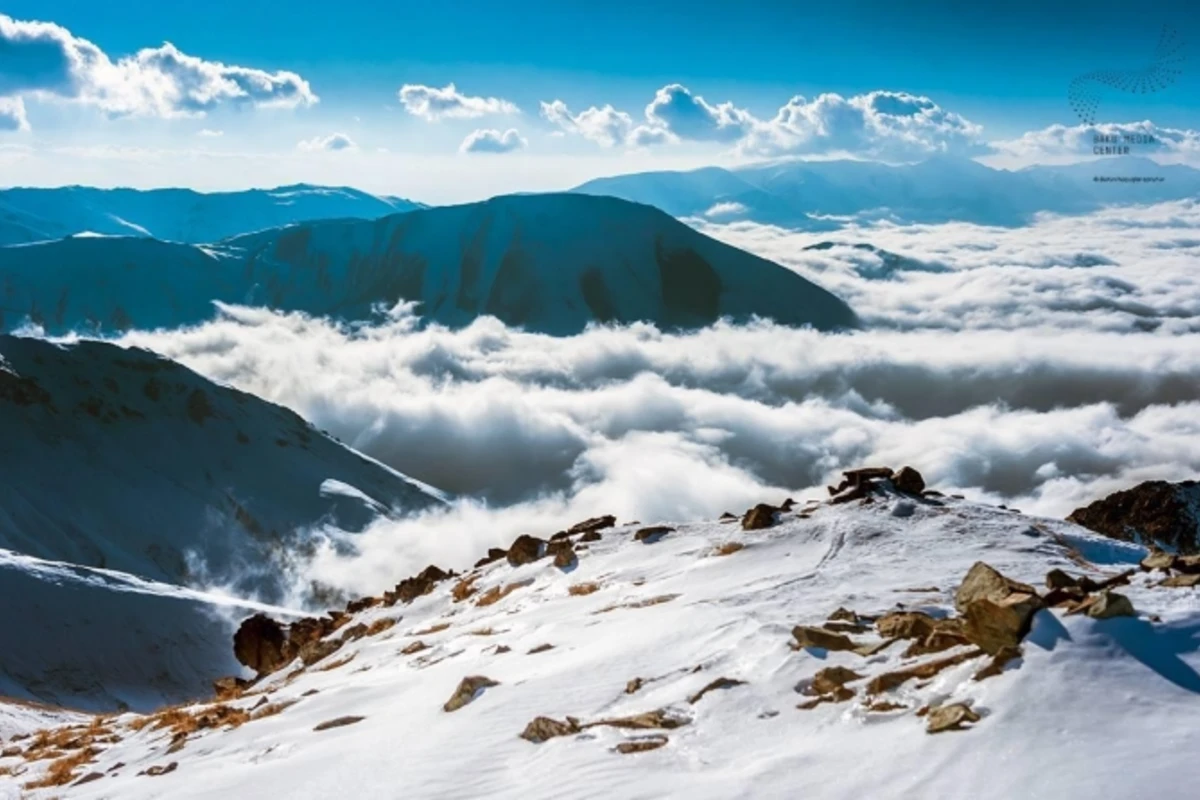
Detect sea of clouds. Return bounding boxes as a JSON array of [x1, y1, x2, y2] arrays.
[[118, 199, 1200, 599]]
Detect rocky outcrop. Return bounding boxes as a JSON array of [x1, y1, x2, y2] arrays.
[[741, 504, 777, 530], [956, 562, 1044, 654], [232, 614, 290, 677], [506, 535, 547, 566], [384, 565, 453, 606], [1068, 480, 1200, 553], [443, 676, 500, 712]]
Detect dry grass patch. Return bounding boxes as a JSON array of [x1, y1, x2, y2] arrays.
[[412, 621, 452, 636], [452, 574, 480, 602], [713, 542, 745, 556], [476, 579, 535, 608], [318, 653, 357, 672], [595, 594, 681, 614], [568, 582, 601, 596], [366, 617, 397, 637], [23, 746, 99, 789]]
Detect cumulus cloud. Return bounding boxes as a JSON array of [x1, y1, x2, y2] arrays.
[[741, 90, 985, 160], [197, 128, 223, 138], [297, 132, 356, 152], [459, 127, 526, 154], [540, 84, 983, 160], [398, 83, 518, 121], [539, 99, 637, 148], [111, 198, 1200, 596], [0, 13, 317, 126], [991, 120, 1200, 162], [0, 96, 28, 131], [645, 83, 754, 143], [704, 201, 747, 218]]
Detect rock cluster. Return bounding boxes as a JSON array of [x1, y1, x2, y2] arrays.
[[827, 466, 927, 504], [1068, 479, 1200, 553]]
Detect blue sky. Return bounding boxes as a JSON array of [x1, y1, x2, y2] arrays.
[[1, 1, 1196, 201]]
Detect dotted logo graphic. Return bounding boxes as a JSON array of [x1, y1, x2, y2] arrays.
[[1068, 24, 1186, 125]]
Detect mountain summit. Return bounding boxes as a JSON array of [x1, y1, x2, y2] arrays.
[[0, 193, 856, 336]]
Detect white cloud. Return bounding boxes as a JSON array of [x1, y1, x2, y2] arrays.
[[459, 127, 526, 154], [741, 90, 985, 160], [398, 83, 518, 121], [539, 100, 637, 148], [645, 83, 754, 143], [540, 85, 983, 160], [114, 200, 1200, 596], [297, 132, 356, 152], [197, 128, 223, 138], [0, 13, 317, 126], [990, 121, 1200, 163], [704, 201, 747, 218], [0, 96, 28, 131]]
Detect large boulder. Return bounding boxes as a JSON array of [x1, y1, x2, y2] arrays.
[[232, 614, 289, 676], [1068, 480, 1200, 553], [956, 562, 1043, 654]]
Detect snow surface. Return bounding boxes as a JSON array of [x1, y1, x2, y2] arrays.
[[0, 548, 296, 715], [0, 335, 443, 601], [0, 193, 856, 336], [0, 185, 423, 246], [6, 491, 1199, 799]]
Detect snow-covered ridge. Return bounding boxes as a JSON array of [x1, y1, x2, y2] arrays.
[[0, 184, 424, 246], [0, 334, 444, 601], [0, 193, 856, 336], [6, 472, 1199, 799]]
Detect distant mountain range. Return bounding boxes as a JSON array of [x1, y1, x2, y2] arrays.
[[0, 184, 424, 245], [572, 157, 1200, 228], [0, 335, 444, 602], [0, 193, 857, 336]]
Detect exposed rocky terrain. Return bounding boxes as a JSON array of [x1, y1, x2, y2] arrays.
[[1069, 480, 1200, 554], [5, 468, 1199, 799]]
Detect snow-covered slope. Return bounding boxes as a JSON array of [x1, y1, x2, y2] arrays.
[[0, 335, 444, 601], [0, 185, 424, 245], [572, 157, 1200, 228], [0, 194, 856, 336], [6, 481, 1198, 799], [0, 549, 298, 715]]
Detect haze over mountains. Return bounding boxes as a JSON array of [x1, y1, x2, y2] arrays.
[[573, 157, 1200, 228], [0, 185, 423, 246], [0, 193, 857, 336]]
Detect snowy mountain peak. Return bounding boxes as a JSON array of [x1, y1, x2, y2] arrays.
[[0, 335, 444, 602]]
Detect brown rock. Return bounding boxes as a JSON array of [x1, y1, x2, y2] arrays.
[[973, 646, 1022, 681], [1176, 555, 1200, 574], [1068, 480, 1200, 554], [741, 504, 777, 530], [955, 562, 1038, 613], [474, 548, 508, 568], [1086, 591, 1135, 619], [823, 620, 870, 634], [1045, 569, 1081, 590], [345, 596, 381, 614], [452, 574, 480, 602], [1161, 573, 1200, 588], [520, 716, 581, 743], [142, 762, 178, 777], [547, 540, 578, 569], [528, 643, 554, 654], [893, 466, 926, 494], [867, 649, 985, 694], [212, 676, 249, 700], [506, 535, 546, 566], [400, 640, 428, 655], [828, 607, 861, 624], [719, 512, 738, 522], [797, 686, 855, 709], [443, 676, 500, 712], [792, 625, 858, 652], [634, 526, 674, 543], [687, 677, 746, 704], [586, 709, 689, 730], [625, 677, 645, 694], [1042, 585, 1088, 608], [1140, 550, 1178, 572], [615, 736, 668, 754], [926, 703, 980, 733], [579, 529, 604, 543], [567, 515, 616, 535], [807, 666, 863, 696], [386, 565, 452, 606], [876, 611, 937, 641], [963, 594, 1042, 654], [903, 619, 970, 657], [298, 637, 343, 667], [233, 614, 289, 676]]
